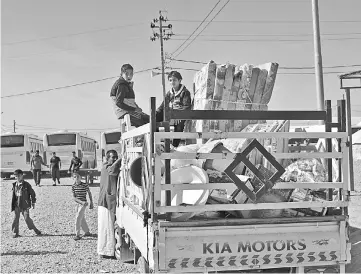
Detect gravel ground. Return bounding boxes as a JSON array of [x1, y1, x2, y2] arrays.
[[0, 178, 136, 273]]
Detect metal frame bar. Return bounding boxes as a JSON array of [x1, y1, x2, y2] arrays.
[[169, 110, 327, 121]]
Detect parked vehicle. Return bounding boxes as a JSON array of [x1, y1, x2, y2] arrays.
[[114, 98, 351, 273], [100, 129, 122, 163], [1, 132, 45, 178], [43, 131, 99, 183]]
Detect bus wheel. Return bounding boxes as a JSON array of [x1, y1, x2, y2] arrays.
[[137, 256, 150, 273]]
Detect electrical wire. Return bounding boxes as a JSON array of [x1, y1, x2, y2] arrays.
[[4, 37, 143, 60], [168, 58, 361, 70], [169, 0, 221, 58], [173, 0, 231, 58], [1, 68, 157, 99], [170, 19, 361, 24], [16, 124, 119, 132], [171, 37, 361, 42], [2, 23, 145, 46], [175, 32, 361, 37]]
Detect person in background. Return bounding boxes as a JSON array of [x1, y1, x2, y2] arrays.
[[50, 152, 61, 186], [156, 70, 192, 147], [97, 150, 122, 259], [72, 172, 93, 241], [110, 63, 149, 127], [69, 151, 83, 174], [30, 150, 48, 187], [11, 169, 42, 238]]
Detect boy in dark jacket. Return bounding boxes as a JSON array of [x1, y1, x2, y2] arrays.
[[110, 64, 149, 127], [11, 169, 41, 238], [156, 71, 192, 147]]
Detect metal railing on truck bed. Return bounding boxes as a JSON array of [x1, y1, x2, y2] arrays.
[[118, 98, 351, 273]]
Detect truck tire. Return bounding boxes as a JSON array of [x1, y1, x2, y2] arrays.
[[114, 226, 123, 260], [137, 256, 150, 273]]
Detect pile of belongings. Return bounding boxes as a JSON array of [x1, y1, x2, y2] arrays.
[[184, 61, 278, 133]]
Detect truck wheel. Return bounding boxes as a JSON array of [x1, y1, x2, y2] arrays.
[[114, 226, 124, 260], [137, 256, 149, 273]]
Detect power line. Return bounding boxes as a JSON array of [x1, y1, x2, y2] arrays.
[[170, 0, 221, 58], [168, 58, 361, 70], [1, 68, 156, 99], [175, 32, 361, 37], [16, 124, 119, 132], [2, 23, 145, 46], [4, 37, 143, 60], [174, 0, 231, 58], [170, 19, 361, 24], [171, 37, 361, 42]]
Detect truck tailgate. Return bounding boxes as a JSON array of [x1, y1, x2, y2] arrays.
[[158, 221, 350, 272]]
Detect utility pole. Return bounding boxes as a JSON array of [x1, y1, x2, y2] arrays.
[[150, 11, 173, 121], [13, 120, 16, 133], [312, 0, 325, 115], [150, 12, 174, 214]]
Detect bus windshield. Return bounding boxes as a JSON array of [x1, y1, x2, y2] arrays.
[[1, 135, 25, 148], [47, 134, 76, 146], [105, 132, 121, 144]]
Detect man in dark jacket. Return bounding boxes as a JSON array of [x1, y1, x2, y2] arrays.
[[97, 150, 122, 259], [11, 169, 41, 238], [110, 63, 149, 127], [69, 151, 83, 174]]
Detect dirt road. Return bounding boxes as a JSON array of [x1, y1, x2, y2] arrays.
[[0, 178, 136, 273]]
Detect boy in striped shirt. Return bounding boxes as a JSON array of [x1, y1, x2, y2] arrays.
[[72, 173, 93, 240]]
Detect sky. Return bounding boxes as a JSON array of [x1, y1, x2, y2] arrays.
[[1, 0, 361, 143]]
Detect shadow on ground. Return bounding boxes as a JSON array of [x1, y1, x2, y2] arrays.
[[347, 226, 361, 273], [1, 250, 67, 256]]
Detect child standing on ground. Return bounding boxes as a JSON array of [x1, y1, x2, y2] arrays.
[[72, 173, 93, 240]]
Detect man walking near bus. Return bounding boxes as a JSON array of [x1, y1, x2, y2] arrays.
[[11, 169, 42, 238], [30, 150, 48, 187], [69, 151, 83, 174], [50, 152, 61, 186]]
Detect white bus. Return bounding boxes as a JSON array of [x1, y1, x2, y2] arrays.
[[1, 133, 46, 178], [100, 129, 122, 162], [43, 131, 98, 173]]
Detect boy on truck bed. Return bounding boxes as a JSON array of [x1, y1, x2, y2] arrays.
[[110, 63, 149, 127]]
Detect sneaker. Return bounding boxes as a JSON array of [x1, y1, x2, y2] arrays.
[[74, 235, 81, 241], [83, 232, 91, 237], [35, 230, 42, 236], [13, 234, 19, 238], [53, 183, 56, 186]]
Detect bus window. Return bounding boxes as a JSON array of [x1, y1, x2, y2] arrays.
[[47, 134, 76, 146], [1, 135, 25, 148], [105, 132, 121, 144]]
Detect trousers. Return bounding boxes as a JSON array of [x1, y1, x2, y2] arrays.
[[32, 169, 41, 185], [75, 203, 89, 236], [12, 206, 38, 234]]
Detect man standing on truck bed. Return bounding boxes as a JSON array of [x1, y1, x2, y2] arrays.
[[110, 63, 149, 127], [97, 149, 122, 259], [30, 150, 48, 187], [69, 151, 82, 174]]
